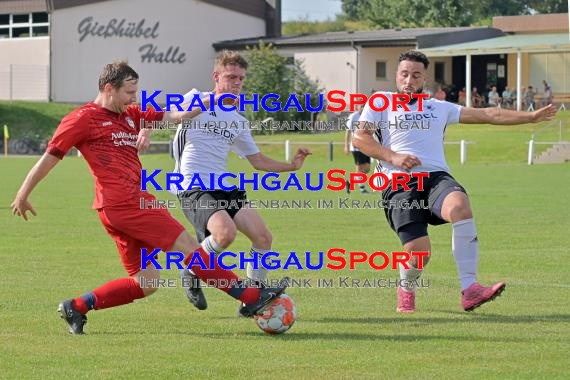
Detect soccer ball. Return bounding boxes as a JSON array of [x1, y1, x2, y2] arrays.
[[254, 294, 296, 334]]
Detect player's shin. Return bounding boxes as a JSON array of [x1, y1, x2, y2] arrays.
[[399, 261, 423, 292], [452, 218, 479, 290], [72, 277, 146, 314], [247, 247, 270, 282]]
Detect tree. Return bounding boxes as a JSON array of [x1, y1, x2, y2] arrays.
[[242, 42, 323, 134], [525, 0, 568, 13], [341, 0, 363, 20], [340, 0, 568, 29]]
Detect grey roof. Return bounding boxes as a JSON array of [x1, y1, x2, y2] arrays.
[[214, 27, 505, 50]]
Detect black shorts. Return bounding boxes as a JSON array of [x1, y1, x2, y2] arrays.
[[381, 171, 467, 237], [352, 151, 371, 165], [178, 188, 248, 242]]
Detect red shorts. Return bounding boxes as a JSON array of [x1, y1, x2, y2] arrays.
[[98, 192, 186, 276]]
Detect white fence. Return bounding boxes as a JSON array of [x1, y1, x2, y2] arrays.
[[0, 64, 49, 101], [260, 140, 475, 165], [146, 139, 474, 164]]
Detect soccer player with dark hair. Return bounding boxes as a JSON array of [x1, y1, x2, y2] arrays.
[[11, 60, 288, 334], [355, 50, 557, 313]]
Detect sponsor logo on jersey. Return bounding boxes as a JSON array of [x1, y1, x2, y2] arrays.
[[125, 117, 135, 129]]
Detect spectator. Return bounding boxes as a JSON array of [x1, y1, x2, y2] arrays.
[[458, 87, 466, 106], [524, 85, 536, 110], [435, 86, 446, 101], [472, 87, 484, 108], [487, 86, 500, 107], [542, 80, 553, 107], [501, 87, 513, 108]]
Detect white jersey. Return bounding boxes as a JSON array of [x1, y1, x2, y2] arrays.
[[347, 111, 361, 152], [171, 89, 259, 192], [359, 91, 462, 177]]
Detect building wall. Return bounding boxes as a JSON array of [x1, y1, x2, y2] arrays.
[[0, 37, 49, 100], [361, 47, 452, 94], [50, 0, 266, 103], [291, 46, 356, 94]]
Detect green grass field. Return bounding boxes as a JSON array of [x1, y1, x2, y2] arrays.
[[1, 121, 569, 379]]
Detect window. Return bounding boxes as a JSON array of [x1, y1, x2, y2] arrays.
[[376, 61, 387, 80], [285, 56, 295, 65], [12, 14, 29, 24], [529, 52, 570, 93], [32, 26, 49, 37], [32, 13, 48, 23], [0, 12, 49, 39], [435, 62, 445, 84], [12, 27, 29, 38]]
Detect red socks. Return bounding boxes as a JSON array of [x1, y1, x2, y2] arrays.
[[71, 248, 260, 315], [72, 277, 145, 314]]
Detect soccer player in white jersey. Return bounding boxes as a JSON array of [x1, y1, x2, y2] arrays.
[[344, 104, 371, 194], [354, 50, 557, 313], [172, 50, 310, 315]]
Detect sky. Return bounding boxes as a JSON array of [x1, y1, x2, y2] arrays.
[[281, 0, 343, 22]]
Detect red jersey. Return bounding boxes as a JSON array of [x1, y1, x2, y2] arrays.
[[47, 102, 163, 209]]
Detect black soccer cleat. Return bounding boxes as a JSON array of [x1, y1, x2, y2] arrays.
[[238, 277, 289, 318], [58, 299, 87, 335], [180, 269, 208, 310]]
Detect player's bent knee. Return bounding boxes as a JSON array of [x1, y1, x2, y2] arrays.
[[131, 267, 161, 297], [411, 253, 431, 267], [253, 228, 272, 249], [449, 205, 473, 222], [171, 231, 200, 253], [141, 285, 159, 297], [359, 163, 371, 174], [213, 226, 237, 248]]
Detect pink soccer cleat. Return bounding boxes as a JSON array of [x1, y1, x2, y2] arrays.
[[461, 281, 506, 312], [397, 287, 416, 313]]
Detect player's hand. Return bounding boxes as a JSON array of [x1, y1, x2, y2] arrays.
[[11, 196, 37, 221], [532, 104, 557, 123], [136, 129, 151, 152], [390, 153, 421, 171], [291, 148, 312, 170], [344, 146, 349, 155]]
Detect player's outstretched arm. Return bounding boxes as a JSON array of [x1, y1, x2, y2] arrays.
[[246, 148, 311, 172], [162, 93, 238, 124], [459, 104, 557, 125], [353, 121, 421, 171], [11, 153, 60, 220]]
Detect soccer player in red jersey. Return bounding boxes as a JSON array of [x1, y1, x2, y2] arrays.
[[10, 61, 287, 334]]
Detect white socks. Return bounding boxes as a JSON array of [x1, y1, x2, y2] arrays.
[[201, 235, 224, 255], [452, 218, 479, 290], [399, 261, 423, 292], [247, 247, 270, 281]]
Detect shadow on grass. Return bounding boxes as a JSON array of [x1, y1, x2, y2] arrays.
[[314, 313, 570, 325], [88, 330, 531, 343]]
